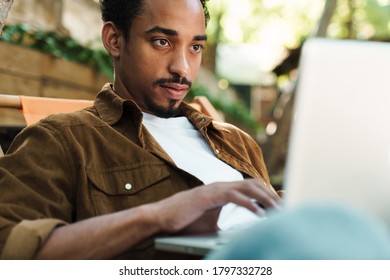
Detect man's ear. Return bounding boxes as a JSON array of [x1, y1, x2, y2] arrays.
[[102, 22, 122, 58]]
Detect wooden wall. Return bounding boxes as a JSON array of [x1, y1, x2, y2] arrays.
[[0, 41, 110, 126]]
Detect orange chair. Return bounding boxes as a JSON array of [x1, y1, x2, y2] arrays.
[[0, 94, 94, 154], [0, 94, 94, 126]]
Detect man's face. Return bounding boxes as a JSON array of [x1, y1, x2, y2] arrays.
[[115, 0, 207, 117]]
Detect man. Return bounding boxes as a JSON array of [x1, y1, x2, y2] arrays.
[[0, 0, 280, 259]]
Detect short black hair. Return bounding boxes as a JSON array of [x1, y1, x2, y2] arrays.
[[99, 0, 210, 40]]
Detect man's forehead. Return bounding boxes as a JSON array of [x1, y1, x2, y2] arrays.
[[136, 0, 206, 33]]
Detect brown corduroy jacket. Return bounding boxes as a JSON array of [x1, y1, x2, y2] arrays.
[[0, 83, 273, 259]]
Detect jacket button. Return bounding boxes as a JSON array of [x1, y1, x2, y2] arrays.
[[124, 183, 132, 191]]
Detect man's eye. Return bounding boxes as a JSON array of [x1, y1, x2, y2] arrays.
[[191, 44, 204, 53], [153, 39, 169, 47]]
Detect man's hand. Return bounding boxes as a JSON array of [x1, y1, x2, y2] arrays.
[[150, 179, 281, 234], [35, 179, 280, 259]]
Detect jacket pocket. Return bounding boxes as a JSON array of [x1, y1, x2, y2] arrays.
[[87, 161, 174, 215]]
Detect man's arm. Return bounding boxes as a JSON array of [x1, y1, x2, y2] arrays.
[[35, 204, 159, 259], [35, 179, 280, 259]]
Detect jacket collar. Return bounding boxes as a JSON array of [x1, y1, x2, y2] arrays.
[[94, 83, 223, 131]]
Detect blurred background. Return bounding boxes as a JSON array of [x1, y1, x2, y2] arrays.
[[0, 0, 389, 190]]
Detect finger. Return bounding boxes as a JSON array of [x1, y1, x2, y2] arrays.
[[240, 179, 282, 209], [222, 190, 262, 214], [250, 179, 281, 200]]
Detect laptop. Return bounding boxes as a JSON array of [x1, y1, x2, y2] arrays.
[[155, 204, 265, 256], [283, 38, 390, 227], [155, 231, 230, 256]]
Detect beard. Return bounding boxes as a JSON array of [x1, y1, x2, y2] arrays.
[[144, 96, 180, 118], [145, 76, 191, 118]]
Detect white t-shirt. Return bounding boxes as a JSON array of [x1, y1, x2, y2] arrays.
[[142, 112, 263, 230], [142, 112, 243, 184]]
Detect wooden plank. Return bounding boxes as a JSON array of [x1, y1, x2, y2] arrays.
[[41, 80, 96, 100], [42, 55, 106, 90], [95, 74, 111, 91], [0, 41, 44, 78], [0, 72, 41, 96], [0, 41, 109, 100], [0, 108, 25, 126]]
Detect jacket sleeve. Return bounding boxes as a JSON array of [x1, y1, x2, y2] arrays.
[[1, 219, 67, 259], [0, 123, 76, 259]]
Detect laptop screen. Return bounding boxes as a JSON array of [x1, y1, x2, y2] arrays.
[[283, 38, 390, 226]]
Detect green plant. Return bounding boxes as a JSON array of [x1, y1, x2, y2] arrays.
[[0, 23, 113, 80]]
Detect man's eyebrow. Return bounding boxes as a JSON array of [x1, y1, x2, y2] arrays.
[[145, 25, 178, 36], [194, 34, 207, 41], [145, 25, 207, 41]]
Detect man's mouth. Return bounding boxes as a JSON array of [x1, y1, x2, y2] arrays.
[[153, 76, 192, 100], [159, 83, 189, 99]]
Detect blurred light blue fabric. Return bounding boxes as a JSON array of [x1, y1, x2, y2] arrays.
[[206, 202, 390, 260]]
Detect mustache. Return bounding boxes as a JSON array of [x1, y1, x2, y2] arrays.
[[153, 76, 192, 88]]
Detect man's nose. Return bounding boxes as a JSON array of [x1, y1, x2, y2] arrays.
[[168, 49, 190, 78]]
